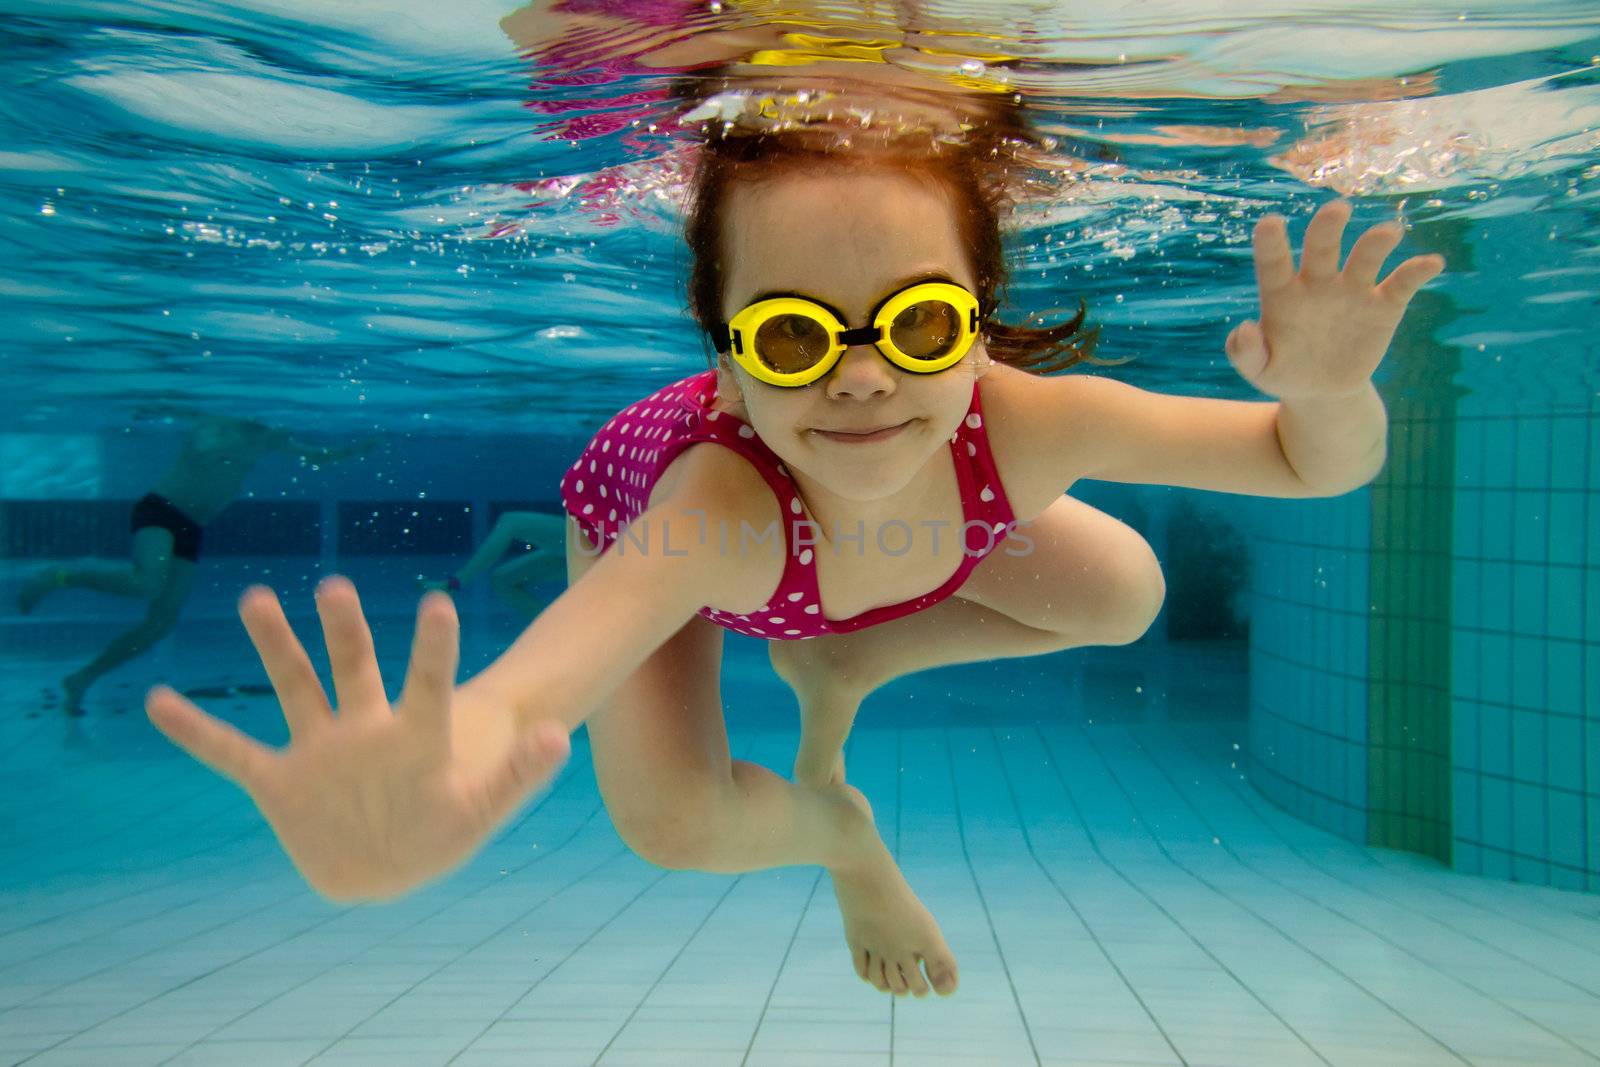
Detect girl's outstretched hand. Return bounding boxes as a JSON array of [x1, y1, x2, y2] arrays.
[[145, 577, 570, 901], [1225, 199, 1446, 400]]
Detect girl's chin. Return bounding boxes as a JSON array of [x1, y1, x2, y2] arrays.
[[795, 447, 937, 500]]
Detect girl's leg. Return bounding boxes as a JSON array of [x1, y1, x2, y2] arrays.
[[565, 520, 956, 996], [772, 494, 1165, 785], [566, 519, 862, 873]]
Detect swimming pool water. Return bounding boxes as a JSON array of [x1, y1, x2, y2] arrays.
[[3, 2, 1599, 1064]]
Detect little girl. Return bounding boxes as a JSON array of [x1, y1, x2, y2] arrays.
[[144, 104, 1444, 1001]]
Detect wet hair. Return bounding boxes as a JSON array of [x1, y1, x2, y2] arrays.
[[674, 77, 1102, 376]]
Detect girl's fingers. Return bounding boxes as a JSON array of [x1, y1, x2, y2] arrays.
[[397, 591, 461, 742], [1376, 254, 1447, 307], [314, 577, 388, 719], [1224, 320, 1269, 382], [237, 585, 332, 738], [1299, 198, 1352, 282], [468, 720, 572, 831], [145, 684, 275, 792], [1343, 221, 1404, 289], [1251, 215, 1295, 294], [1299, 195, 1350, 279]]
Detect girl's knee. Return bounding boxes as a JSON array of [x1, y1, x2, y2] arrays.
[[608, 784, 727, 870], [769, 634, 873, 698], [1100, 547, 1166, 645]]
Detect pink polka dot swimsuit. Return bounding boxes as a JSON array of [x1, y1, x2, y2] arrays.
[[559, 370, 1017, 640]]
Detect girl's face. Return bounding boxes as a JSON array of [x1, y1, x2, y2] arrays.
[[716, 168, 990, 503]]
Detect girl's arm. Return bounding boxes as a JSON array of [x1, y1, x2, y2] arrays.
[[144, 446, 779, 901], [992, 199, 1443, 503], [1004, 372, 1385, 499], [457, 448, 784, 735]]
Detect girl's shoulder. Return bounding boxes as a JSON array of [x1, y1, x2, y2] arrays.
[[649, 440, 787, 614], [975, 362, 1101, 521], [651, 437, 785, 534]]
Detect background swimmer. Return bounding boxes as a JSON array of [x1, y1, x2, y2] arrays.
[[17, 415, 372, 715], [419, 509, 568, 617]]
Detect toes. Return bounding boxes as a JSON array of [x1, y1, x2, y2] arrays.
[[906, 957, 931, 997], [887, 960, 910, 996], [861, 951, 884, 992], [853, 946, 870, 983], [929, 959, 959, 996], [872, 954, 892, 994]]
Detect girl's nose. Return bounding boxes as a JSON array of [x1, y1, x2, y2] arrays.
[[824, 343, 894, 400]]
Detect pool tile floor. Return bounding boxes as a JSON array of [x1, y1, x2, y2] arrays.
[[3, 711, 1598, 1067]]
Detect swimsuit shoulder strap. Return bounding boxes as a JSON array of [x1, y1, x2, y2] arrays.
[[952, 375, 1017, 529]]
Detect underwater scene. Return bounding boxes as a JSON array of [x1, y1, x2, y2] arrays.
[[2, 1, 1599, 1064]]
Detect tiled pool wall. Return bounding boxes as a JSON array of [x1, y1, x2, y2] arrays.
[[1241, 394, 1598, 893], [1239, 490, 1372, 849]]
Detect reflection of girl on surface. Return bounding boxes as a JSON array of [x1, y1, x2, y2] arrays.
[[418, 511, 568, 618], [16, 417, 370, 715], [143, 32, 1445, 1003]]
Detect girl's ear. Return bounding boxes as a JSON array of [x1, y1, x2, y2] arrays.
[[713, 353, 749, 416]]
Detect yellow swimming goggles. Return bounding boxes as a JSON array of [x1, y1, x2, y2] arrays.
[[711, 278, 983, 388]]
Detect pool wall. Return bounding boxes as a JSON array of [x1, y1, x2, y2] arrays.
[[1243, 393, 1598, 893]]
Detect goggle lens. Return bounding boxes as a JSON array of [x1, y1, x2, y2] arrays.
[[889, 300, 962, 360], [754, 314, 832, 373]]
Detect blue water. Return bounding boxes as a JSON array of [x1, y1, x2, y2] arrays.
[[3, 3, 1600, 1065]]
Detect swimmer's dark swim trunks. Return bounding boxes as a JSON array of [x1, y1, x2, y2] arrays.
[[130, 493, 203, 563]]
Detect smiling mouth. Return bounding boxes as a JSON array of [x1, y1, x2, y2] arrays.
[[811, 419, 913, 444]]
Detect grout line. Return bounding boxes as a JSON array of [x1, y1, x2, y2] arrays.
[[1145, 722, 1600, 1061], [1161, 722, 1600, 1005], [989, 726, 1196, 1066], [52, 757, 602, 1067], [941, 727, 1041, 1067], [1063, 721, 1477, 1066]]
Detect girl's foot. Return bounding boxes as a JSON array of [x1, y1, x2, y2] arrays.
[[829, 783, 959, 998], [17, 567, 66, 614]]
